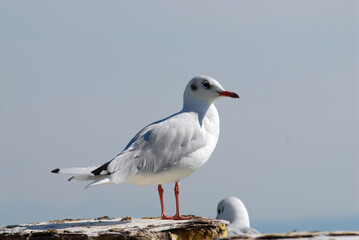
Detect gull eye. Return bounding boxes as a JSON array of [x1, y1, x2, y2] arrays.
[[191, 83, 197, 91], [202, 80, 211, 89]]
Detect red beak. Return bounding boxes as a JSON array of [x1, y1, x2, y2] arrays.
[[217, 91, 240, 99]]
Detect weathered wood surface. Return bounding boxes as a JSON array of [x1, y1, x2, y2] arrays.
[[1, 216, 358, 240], [224, 231, 359, 240], [0, 216, 228, 240]]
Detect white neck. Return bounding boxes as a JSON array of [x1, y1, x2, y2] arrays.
[[230, 206, 250, 228], [182, 89, 219, 122]]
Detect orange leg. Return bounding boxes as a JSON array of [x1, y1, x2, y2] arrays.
[[173, 182, 191, 220], [158, 182, 192, 220], [158, 184, 172, 219]]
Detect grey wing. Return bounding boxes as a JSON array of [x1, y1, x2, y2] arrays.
[[105, 113, 205, 184]]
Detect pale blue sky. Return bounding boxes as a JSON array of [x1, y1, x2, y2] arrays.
[[1, 0, 358, 233]]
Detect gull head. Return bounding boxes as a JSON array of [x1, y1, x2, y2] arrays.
[[216, 196, 250, 228], [183, 75, 239, 109]]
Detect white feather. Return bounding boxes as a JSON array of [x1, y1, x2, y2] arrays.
[[86, 178, 112, 188], [58, 166, 99, 174]]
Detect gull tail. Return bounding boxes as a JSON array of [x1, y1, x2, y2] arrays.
[[51, 166, 99, 175], [51, 154, 138, 189], [51, 165, 112, 188]]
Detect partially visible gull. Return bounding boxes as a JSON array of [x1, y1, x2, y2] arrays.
[[216, 196, 260, 236]]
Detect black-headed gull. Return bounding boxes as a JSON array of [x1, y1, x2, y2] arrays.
[[216, 196, 260, 236], [52, 75, 239, 220]]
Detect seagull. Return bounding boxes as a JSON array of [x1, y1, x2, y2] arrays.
[[216, 197, 260, 236], [52, 75, 239, 220]]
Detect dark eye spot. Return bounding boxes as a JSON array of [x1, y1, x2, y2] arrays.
[[191, 83, 197, 91], [143, 130, 151, 141], [202, 80, 211, 89]]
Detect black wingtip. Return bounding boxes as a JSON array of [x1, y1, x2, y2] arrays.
[[51, 168, 60, 173], [68, 176, 74, 181]]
